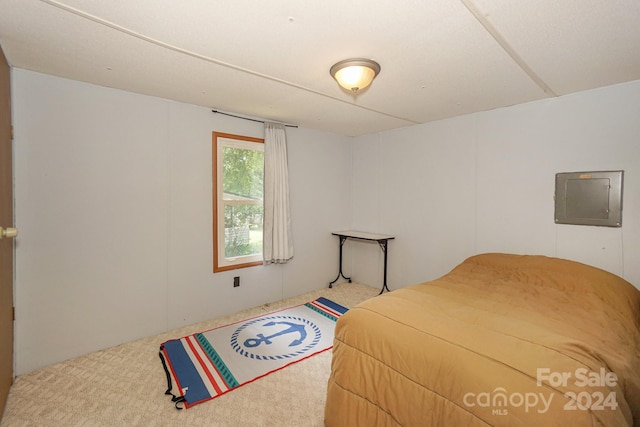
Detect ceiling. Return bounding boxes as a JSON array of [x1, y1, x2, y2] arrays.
[[1, 0, 639, 137]]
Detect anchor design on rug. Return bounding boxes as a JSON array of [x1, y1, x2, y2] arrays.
[[243, 321, 307, 348]]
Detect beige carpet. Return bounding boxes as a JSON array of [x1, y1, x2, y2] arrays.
[[1, 282, 379, 427]]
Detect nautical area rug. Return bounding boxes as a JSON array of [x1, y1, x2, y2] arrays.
[[159, 297, 348, 409]]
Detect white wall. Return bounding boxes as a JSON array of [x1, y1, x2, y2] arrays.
[[12, 69, 351, 374], [350, 80, 640, 291], [12, 69, 640, 374]]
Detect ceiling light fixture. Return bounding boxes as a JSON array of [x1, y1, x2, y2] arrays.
[[330, 58, 381, 93]]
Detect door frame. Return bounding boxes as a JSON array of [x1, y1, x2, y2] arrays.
[[0, 44, 15, 417]]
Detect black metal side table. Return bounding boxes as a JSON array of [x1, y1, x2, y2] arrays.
[[329, 230, 395, 294]]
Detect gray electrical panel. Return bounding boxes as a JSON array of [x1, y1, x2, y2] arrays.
[[554, 170, 623, 227]]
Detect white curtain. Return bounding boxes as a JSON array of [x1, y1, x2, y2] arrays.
[[263, 122, 294, 264]]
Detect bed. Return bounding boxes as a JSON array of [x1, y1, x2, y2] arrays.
[[324, 253, 640, 426]]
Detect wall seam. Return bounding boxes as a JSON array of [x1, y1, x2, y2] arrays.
[[165, 102, 172, 332]]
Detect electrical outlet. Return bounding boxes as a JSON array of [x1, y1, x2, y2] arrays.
[[233, 276, 240, 287]]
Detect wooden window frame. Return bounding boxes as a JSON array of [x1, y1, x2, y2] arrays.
[[213, 132, 264, 272]]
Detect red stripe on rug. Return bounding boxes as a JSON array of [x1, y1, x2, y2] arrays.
[[184, 336, 224, 396], [309, 300, 342, 318]]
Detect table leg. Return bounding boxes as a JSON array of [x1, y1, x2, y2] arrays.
[[329, 235, 352, 287], [378, 239, 390, 294]]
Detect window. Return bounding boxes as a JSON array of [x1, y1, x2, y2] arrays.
[[213, 132, 264, 272]]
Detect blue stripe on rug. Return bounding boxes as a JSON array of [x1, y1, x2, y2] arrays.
[[316, 296, 348, 315], [162, 339, 212, 404]]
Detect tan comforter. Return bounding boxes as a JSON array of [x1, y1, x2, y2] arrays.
[[325, 253, 640, 426]]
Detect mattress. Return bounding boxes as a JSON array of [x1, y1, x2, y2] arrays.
[[324, 253, 640, 426]]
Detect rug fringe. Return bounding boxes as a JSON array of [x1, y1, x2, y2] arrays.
[[159, 346, 186, 410]]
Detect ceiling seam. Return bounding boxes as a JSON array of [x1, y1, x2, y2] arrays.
[[38, 0, 420, 126], [460, 0, 558, 97]]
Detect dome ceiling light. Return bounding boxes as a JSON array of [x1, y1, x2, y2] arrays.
[[330, 58, 381, 93]]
